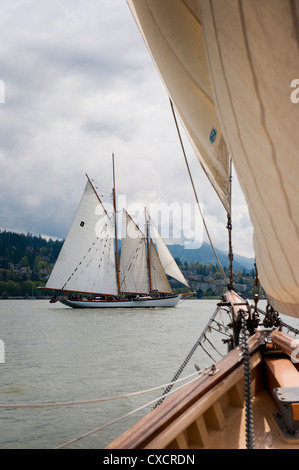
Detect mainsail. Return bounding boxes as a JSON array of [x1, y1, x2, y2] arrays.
[[119, 209, 149, 294], [127, 0, 299, 319], [119, 209, 189, 294], [45, 178, 118, 296], [127, 0, 231, 214]]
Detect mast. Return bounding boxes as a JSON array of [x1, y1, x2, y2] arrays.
[[112, 153, 120, 296], [145, 207, 152, 294], [227, 157, 234, 290]]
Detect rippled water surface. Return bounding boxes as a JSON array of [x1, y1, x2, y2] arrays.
[[0, 298, 298, 449]]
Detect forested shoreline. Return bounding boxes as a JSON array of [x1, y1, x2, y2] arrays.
[[0, 230, 260, 299]]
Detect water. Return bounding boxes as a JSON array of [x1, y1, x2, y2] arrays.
[[0, 298, 298, 449]]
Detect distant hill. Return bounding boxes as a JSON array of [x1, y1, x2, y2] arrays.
[[167, 242, 255, 272], [0, 230, 62, 268]]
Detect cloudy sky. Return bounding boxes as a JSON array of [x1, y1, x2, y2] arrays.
[[0, 0, 254, 258]]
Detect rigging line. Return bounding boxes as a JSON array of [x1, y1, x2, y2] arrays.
[[256, 307, 299, 335], [210, 324, 231, 338], [200, 342, 216, 362], [154, 306, 222, 407], [203, 333, 224, 358], [0, 370, 201, 409], [227, 157, 234, 290], [61, 227, 108, 290], [169, 99, 229, 287], [55, 373, 203, 449]]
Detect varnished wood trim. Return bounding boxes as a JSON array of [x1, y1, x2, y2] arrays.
[[106, 334, 262, 449]]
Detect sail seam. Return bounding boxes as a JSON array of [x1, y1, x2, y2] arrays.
[[181, 0, 202, 26], [289, 0, 299, 50], [61, 222, 111, 292], [203, 0, 286, 300], [61, 237, 100, 291], [238, 0, 299, 299], [142, 1, 214, 105], [206, 0, 278, 295]]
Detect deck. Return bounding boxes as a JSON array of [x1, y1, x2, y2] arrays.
[[107, 331, 299, 449]]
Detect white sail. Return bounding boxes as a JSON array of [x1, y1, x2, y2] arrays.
[[149, 240, 173, 294], [119, 210, 149, 294], [199, 0, 299, 318], [46, 179, 118, 296], [128, 0, 299, 318], [127, 0, 231, 213], [150, 217, 190, 288]]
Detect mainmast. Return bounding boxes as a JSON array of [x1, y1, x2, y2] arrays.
[[112, 153, 120, 296], [145, 208, 152, 295], [227, 157, 234, 290]]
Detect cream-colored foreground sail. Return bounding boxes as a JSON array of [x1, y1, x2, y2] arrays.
[[127, 0, 299, 319]]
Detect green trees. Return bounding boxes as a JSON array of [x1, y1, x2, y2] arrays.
[[0, 230, 62, 298], [0, 230, 258, 299]]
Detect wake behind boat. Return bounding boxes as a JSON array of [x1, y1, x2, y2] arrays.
[[44, 156, 189, 308]]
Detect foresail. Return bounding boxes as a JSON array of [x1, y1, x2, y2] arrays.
[[119, 210, 149, 294], [127, 0, 231, 213], [46, 179, 118, 296], [149, 240, 173, 294], [150, 217, 189, 288], [199, 0, 299, 317]]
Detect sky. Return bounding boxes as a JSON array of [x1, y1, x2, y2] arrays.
[[0, 0, 254, 258]]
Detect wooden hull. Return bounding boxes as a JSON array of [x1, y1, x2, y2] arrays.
[[59, 295, 181, 309], [107, 309, 299, 449]]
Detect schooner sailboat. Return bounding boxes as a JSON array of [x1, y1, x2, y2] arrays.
[[105, 0, 299, 449], [45, 157, 189, 308]]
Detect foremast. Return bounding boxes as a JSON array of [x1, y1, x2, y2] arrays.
[[145, 207, 152, 295], [112, 153, 121, 296]]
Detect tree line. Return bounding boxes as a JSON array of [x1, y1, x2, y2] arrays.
[[0, 230, 259, 299], [0, 230, 62, 297]]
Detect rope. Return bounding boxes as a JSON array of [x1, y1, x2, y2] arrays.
[[0, 370, 201, 409], [202, 333, 224, 358], [154, 305, 221, 407], [55, 372, 204, 449], [169, 99, 229, 287], [199, 341, 216, 363]]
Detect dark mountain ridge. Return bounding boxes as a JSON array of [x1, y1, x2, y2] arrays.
[[168, 242, 254, 272], [0, 230, 254, 272]]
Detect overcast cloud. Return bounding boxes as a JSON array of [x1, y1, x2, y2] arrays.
[[0, 0, 254, 258]]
